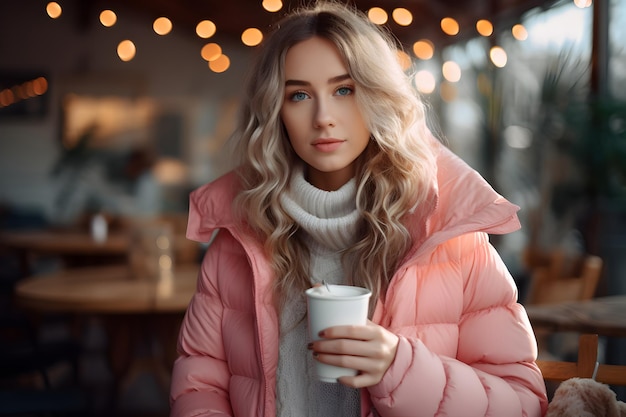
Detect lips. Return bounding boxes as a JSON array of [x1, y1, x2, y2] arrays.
[[312, 138, 344, 152]]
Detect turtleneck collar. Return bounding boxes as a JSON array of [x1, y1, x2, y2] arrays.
[[280, 166, 360, 251]]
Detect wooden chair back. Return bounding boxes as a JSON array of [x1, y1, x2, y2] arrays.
[[537, 334, 626, 386], [527, 253, 603, 305]]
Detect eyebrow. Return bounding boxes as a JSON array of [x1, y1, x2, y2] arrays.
[[285, 73, 352, 87]]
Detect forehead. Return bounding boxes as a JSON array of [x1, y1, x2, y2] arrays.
[[283, 36, 348, 80]]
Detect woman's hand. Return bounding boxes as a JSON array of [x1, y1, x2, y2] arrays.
[[308, 320, 399, 388]]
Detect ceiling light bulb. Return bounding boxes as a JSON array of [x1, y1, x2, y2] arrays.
[[412, 39, 434, 60], [396, 50, 412, 70], [414, 70, 436, 94], [489, 46, 507, 68], [196, 20, 216, 38], [476, 19, 493, 36], [442, 61, 461, 82], [153, 17, 172, 35], [368, 7, 388, 25], [441, 17, 460, 36], [242, 28, 263, 46], [46, 2, 62, 19], [262, 0, 283, 12], [392, 8, 412, 26], [512, 24, 528, 40], [201, 43, 222, 61], [117, 40, 136, 62], [210, 54, 230, 73], [99, 10, 117, 27]]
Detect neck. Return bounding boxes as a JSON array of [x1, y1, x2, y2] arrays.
[[305, 166, 355, 191]]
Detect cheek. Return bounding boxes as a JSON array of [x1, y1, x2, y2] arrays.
[[280, 114, 292, 142], [347, 102, 369, 131], [351, 111, 370, 139], [281, 109, 303, 142]]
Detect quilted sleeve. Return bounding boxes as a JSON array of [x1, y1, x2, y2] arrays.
[[169, 230, 233, 417], [367, 233, 548, 417]]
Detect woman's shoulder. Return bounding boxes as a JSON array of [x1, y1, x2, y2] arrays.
[[190, 170, 241, 206], [187, 170, 241, 242], [431, 141, 520, 235]]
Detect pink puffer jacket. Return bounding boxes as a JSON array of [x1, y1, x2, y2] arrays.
[[170, 142, 549, 417]]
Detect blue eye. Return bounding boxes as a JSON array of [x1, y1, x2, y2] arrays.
[[336, 86, 353, 96], [291, 91, 309, 102]]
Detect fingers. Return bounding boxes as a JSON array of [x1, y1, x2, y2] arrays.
[[316, 319, 380, 339], [314, 347, 390, 372], [311, 337, 388, 359], [311, 345, 393, 388], [338, 373, 379, 388], [308, 322, 399, 388], [317, 324, 369, 340]]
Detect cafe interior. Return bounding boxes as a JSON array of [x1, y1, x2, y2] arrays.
[[1, 0, 625, 415]]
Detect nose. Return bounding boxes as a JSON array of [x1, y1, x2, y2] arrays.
[[313, 98, 335, 128]]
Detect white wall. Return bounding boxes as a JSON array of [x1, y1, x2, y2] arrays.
[[0, 0, 252, 223]]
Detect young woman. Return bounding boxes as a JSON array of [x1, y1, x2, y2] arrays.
[[170, 2, 548, 416]]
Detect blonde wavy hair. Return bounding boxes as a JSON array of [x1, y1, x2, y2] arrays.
[[232, 1, 436, 313]]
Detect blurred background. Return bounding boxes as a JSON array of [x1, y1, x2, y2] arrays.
[[0, 0, 625, 416]]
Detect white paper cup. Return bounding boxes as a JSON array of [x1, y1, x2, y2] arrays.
[[305, 284, 371, 383]]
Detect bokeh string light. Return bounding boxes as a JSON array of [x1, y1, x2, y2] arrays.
[[99, 10, 117, 27], [0, 0, 587, 117], [209, 54, 231, 73], [476, 19, 493, 37], [46, 2, 62, 19], [196, 20, 216, 38], [37, 1, 535, 79], [368, 7, 388, 25], [0, 77, 48, 109], [413, 39, 435, 60], [441, 17, 460, 36], [442, 61, 461, 82], [512, 24, 529, 40], [396, 50, 412, 71], [241, 28, 263, 46], [262, 0, 283, 12], [414, 70, 436, 94], [153, 17, 173, 35], [392, 8, 413, 26], [117, 40, 136, 62], [201, 43, 222, 62], [489, 46, 508, 68]]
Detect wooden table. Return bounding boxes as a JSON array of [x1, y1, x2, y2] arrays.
[[526, 295, 626, 401], [0, 227, 198, 271], [0, 230, 130, 255], [14, 263, 199, 408], [525, 295, 626, 338], [15, 263, 197, 314], [0, 229, 131, 273]]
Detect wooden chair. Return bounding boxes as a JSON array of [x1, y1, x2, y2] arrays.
[[526, 252, 603, 305], [526, 253, 604, 357], [537, 333, 626, 386]]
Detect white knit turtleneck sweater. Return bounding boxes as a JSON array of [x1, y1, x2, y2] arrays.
[[276, 167, 361, 417]]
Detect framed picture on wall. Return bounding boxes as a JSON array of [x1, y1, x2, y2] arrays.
[[61, 94, 158, 151]]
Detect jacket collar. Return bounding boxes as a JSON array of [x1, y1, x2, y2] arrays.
[[401, 139, 520, 264], [189, 139, 520, 259]]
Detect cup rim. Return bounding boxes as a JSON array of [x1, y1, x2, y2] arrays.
[[305, 284, 371, 300]]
